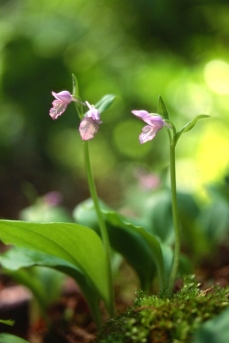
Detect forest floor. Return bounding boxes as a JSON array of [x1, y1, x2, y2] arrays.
[[1, 244, 229, 343]]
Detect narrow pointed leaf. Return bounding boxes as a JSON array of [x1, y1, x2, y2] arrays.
[[157, 95, 169, 120], [95, 94, 116, 113], [175, 115, 209, 143], [181, 114, 209, 133], [71, 74, 85, 119], [0, 320, 14, 326], [72, 73, 80, 98]]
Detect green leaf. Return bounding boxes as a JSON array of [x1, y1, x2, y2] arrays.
[[73, 199, 165, 290], [0, 319, 15, 326], [0, 334, 29, 343], [181, 114, 209, 133], [0, 221, 109, 309], [106, 211, 165, 290], [72, 73, 80, 98], [95, 94, 116, 114], [175, 114, 209, 143], [2, 251, 65, 312], [157, 95, 169, 120], [1, 246, 103, 327], [71, 74, 85, 119], [191, 307, 229, 343]]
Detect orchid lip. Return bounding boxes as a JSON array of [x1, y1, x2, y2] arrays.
[[49, 90, 73, 119]]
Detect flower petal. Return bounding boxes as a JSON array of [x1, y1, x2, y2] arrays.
[[49, 100, 68, 120], [52, 91, 72, 104], [85, 101, 101, 123], [132, 110, 149, 120], [139, 125, 159, 144], [132, 110, 164, 128], [87, 108, 101, 123], [79, 117, 100, 140]]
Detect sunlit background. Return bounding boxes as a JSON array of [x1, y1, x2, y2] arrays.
[[1, 0, 229, 218]]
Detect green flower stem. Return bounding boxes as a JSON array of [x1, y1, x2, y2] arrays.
[[83, 140, 114, 316], [168, 140, 181, 293]]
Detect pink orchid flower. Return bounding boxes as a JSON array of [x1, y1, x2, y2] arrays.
[[132, 110, 169, 144], [79, 101, 102, 141], [49, 91, 76, 120]]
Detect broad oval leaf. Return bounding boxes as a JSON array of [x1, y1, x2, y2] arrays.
[[1, 246, 102, 322], [0, 220, 109, 307], [0, 334, 29, 343], [73, 199, 166, 290]]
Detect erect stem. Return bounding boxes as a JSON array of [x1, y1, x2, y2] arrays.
[[168, 140, 181, 293], [83, 140, 114, 316]]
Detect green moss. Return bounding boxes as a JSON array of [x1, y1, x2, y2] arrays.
[[95, 276, 229, 343]]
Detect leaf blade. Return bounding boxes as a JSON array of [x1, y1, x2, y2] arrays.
[[175, 114, 209, 143], [0, 334, 29, 343], [157, 95, 169, 120], [0, 220, 109, 306], [95, 94, 116, 113], [72, 73, 80, 98], [1, 246, 102, 322], [74, 199, 165, 290]]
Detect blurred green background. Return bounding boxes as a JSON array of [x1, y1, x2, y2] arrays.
[[1, 0, 229, 218]]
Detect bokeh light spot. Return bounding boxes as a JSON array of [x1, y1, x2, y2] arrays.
[[204, 60, 229, 94], [197, 121, 229, 183], [167, 80, 212, 116]]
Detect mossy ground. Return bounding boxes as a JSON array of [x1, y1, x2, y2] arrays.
[[95, 276, 229, 343]]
